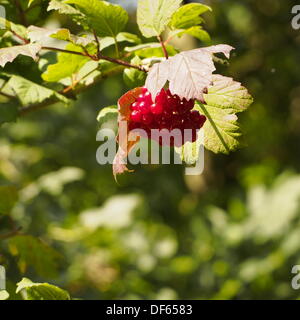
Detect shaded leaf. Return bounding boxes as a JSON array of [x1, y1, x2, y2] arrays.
[[66, 0, 128, 37], [137, 0, 183, 38], [0, 185, 18, 215], [0, 44, 41, 68], [169, 3, 212, 30], [8, 235, 62, 278], [7, 75, 69, 106], [0, 101, 18, 125], [145, 45, 234, 101], [123, 56, 147, 88], [16, 278, 70, 300]]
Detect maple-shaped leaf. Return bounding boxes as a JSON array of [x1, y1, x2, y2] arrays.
[[0, 44, 42, 68], [113, 87, 143, 178], [145, 44, 234, 101], [197, 75, 253, 154]]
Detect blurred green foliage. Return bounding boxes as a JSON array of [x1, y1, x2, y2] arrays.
[[1, 0, 300, 300]]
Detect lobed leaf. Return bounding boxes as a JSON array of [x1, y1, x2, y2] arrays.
[[66, 0, 128, 37], [137, 0, 183, 38], [0, 44, 41, 68], [145, 45, 234, 101], [169, 3, 212, 30], [204, 75, 254, 113]]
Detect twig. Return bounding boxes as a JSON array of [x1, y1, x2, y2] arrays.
[[93, 30, 101, 58], [14, 0, 28, 26], [41, 47, 147, 72], [158, 35, 169, 59]]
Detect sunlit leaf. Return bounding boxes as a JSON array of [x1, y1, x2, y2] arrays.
[[145, 45, 234, 101], [16, 278, 70, 300], [137, 0, 183, 38], [66, 0, 128, 37], [0, 44, 41, 68]]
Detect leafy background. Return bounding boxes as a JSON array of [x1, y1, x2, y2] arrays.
[[1, 0, 300, 299]]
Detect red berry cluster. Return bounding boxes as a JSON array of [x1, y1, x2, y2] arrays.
[[128, 88, 206, 147]]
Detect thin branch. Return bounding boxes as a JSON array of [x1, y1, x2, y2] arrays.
[[11, 30, 29, 44], [41, 47, 147, 72], [41, 46, 93, 59], [98, 54, 147, 72], [14, 0, 28, 27], [158, 35, 169, 59], [93, 30, 101, 58]]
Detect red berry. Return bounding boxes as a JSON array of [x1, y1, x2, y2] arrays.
[[141, 113, 153, 125], [130, 110, 142, 122], [150, 103, 163, 115]]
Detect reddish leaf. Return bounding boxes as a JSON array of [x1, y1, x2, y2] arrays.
[[113, 87, 143, 178]]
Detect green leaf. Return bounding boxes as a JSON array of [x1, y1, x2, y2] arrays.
[[8, 235, 62, 278], [0, 185, 18, 215], [192, 75, 253, 154], [48, 0, 88, 28], [0, 102, 18, 125], [16, 278, 70, 300], [175, 130, 203, 165], [42, 44, 90, 82], [48, 0, 83, 15], [7, 75, 69, 106], [137, 0, 183, 38], [0, 290, 9, 300], [97, 105, 118, 126], [170, 26, 211, 43], [197, 103, 242, 154], [125, 43, 178, 58], [0, 44, 41, 68], [100, 32, 141, 51], [204, 75, 254, 113], [123, 56, 147, 88], [169, 3, 212, 30], [66, 0, 128, 37], [28, 26, 94, 47]]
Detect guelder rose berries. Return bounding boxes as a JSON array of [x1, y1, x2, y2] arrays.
[[128, 88, 206, 147]]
